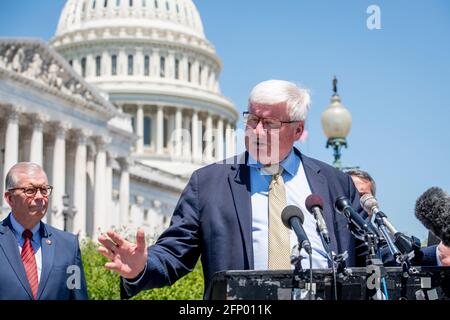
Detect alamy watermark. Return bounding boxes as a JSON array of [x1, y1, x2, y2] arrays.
[[367, 5, 382, 30]]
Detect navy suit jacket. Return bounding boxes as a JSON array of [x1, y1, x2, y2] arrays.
[[0, 214, 88, 300], [122, 150, 370, 298]]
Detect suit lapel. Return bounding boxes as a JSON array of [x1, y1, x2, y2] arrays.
[[36, 222, 54, 300], [0, 214, 34, 299], [300, 153, 339, 256], [228, 153, 254, 269]]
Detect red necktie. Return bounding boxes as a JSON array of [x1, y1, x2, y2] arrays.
[[21, 229, 38, 300]]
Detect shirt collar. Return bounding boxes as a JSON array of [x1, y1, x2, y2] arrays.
[[10, 213, 40, 240], [247, 148, 300, 177]]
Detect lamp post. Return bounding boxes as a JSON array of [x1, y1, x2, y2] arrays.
[[321, 76, 352, 170], [62, 194, 77, 232]]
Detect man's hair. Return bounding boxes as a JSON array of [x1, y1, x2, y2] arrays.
[[248, 79, 311, 121], [5, 162, 46, 189], [344, 168, 377, 196]]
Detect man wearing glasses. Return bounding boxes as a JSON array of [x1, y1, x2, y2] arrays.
[[98, 80, 444, 299], [0, 162, 88, 300]]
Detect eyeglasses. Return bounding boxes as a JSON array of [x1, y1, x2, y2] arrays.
[[243, 112, 300, 129], [8, 185, 53, 197]]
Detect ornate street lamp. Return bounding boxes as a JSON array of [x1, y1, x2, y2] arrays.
[[321, 76, 352, 170], [62, 194, 77, 232]]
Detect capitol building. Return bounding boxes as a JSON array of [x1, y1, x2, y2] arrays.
[[0, 0, 238, 239]]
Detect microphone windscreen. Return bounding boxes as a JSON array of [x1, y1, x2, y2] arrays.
[[415, 187, 450, 246], [360, 193, 378, 214], [305, 194, 324, 213], [281, 205, 305, 230]]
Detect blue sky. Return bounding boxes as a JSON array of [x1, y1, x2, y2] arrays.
[[1, 0, 449, 240]]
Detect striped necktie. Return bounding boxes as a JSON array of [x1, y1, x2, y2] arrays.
[[268, 167, 291, 269], [21, 229, 38, 300]]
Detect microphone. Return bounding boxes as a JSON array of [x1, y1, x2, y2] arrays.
[[281, 205, 312, 255], [334, 196, 374, 235], [360, 194, 398, 234], [415, 187, 450, 247], [305, 194, 331, 244]]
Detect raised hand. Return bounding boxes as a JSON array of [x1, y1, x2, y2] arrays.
[[97, 228, 148, 279]]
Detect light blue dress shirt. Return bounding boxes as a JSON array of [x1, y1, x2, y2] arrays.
[[10, 213, 42, 282], [248, 148, 329, 270]]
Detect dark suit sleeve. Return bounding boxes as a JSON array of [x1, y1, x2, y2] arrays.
[[71, 239, 89, 300], [122, 171, 202, 298]]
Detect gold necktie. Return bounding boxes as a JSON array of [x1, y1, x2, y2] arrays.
[[268, 167, 291, 269]]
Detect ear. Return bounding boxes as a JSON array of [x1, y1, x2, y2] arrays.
[[294, 121, 304, 140], [4, 192, 13, 208]]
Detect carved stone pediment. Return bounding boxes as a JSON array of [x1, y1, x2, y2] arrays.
[[0, 39, 116, 117]]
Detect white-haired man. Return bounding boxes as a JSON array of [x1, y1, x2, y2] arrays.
[[98, 80, 443, 299], [0, 162, 88, 300]]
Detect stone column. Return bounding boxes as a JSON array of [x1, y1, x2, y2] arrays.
[[191, 111, 199, 162], [86, 145, 96, 237], [156, 105, 164, 154], [119, 158, 130, 226], [104, 152, 114, 231], [93, 137, 108, 235], [225, 121, 233, 158], [175, 108, 183, 158], [51, 122, 70, 230], [3, 110, 20, 186], [216, 118, 224, 161], [182, 116, 191, 160], [72, 131, 88, 237], [205, 113, 213, 161], [29, 113, 47, 166], [136, 104, 144, 153]]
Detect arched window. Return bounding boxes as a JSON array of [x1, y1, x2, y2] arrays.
[[198, 65, 202, 85], [175, 59, 180, 80], [160, 56, 165, 78], [111, 55, 117, 75], [144, 116, 152, 146], [128, 54, 134, 75], [81, 57, 87, 77], [144, 55, 150, 76], [142, 0, 147, 7], [116, 0, 120, 7], [104, 0, 108, 7], [95, 56, 102, 76], [92, 0, 96, 9], [154, 0, 158, 9], [165, 1, 170, 11], [187, 62, 192, 82], [129, 0, 133, 7]]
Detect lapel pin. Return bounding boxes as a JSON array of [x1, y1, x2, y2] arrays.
[[46, 239, 52, 245]]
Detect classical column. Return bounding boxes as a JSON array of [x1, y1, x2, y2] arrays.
[[175, 108, 183, 158], [86, 145, 96, 237], [156, 105, 164, 154], [191, 111, 199, 162], [93, 137, 108, 235], [119, 158, 130, 226], [104, 152, 114, 231], [225, 121, 233, 158], [3, 110, 20, 185], [216, 118, 224, 161], [51, 122, 70, 230], [72, 131, 88, 237], [136, 104, 144, 153], [29, 113, 47, 166], [182, 116, 191, 160], [205, 113, 213, 161]]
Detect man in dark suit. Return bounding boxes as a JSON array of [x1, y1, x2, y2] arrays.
[[0, 162, 88, 300], [97, 80, 445, 299]]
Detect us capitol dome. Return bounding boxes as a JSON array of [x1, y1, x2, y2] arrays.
[[51, 0, 238, 165], [0, 0, 237, 238]]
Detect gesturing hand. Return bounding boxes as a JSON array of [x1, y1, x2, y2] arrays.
[[98, 229, 148, 279]]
